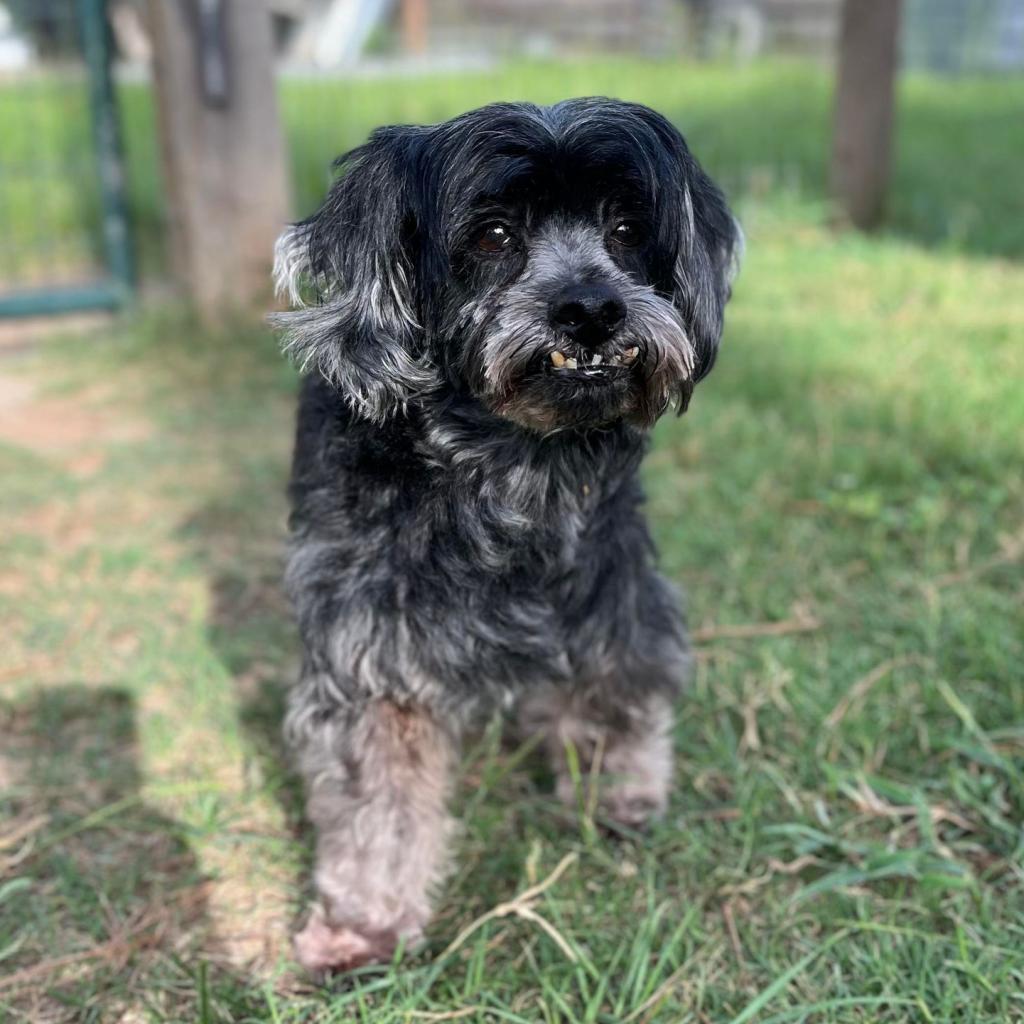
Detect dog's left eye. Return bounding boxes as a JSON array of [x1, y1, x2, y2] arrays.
[[610, 221, 644, 247], [476, 223, 514, 253]]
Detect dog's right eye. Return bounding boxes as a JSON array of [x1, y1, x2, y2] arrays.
[[610, 220, 644, 248], [476, 223, 514, 253]]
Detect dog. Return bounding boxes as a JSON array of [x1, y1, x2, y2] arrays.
[[271, 97, 740, 973]]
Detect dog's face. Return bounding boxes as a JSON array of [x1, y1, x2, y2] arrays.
[[274, 99, 740, 432]]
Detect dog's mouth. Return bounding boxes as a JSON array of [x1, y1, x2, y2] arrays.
[[491, 337, 651, 430], [544, 342, 640, 380]]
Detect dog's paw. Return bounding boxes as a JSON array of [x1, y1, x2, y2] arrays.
[[293, 908, 411, 974], [602, 790, 666, 830], [555, 772, 667, 831]]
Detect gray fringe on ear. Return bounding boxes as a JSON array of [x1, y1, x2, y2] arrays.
[[273, 223, 314, 308], [271, 299, 437, 423], [271, 221, 437, 422]]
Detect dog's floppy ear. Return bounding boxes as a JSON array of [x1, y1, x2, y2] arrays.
[[669, 158, 742, 391], [636, 108, 741, 394], [272, 126, 437, 421]]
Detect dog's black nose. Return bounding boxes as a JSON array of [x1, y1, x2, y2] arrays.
[[550, 283, 627, 345]]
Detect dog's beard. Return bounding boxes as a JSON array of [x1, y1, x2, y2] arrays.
[[465, 280, 696, 434]]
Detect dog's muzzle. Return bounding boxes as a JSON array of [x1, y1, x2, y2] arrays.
[[544, 280, 639, 377]]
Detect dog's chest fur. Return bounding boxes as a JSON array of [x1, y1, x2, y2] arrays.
[[287, 374, 677, 716]]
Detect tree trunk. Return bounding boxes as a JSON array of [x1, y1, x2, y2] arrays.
[[830, 0, 903, 229], [401, 0, 428, 55], [147, 0, 291, 319]]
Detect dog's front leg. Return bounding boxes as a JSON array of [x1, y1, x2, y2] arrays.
[[522, 688, 675, 830], [290, 695, 456, 973]]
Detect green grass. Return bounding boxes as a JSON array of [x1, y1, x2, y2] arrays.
[[0, 71, 105, 284], [1, 58, 1023, 284], [2, 61, 1023, 1023]]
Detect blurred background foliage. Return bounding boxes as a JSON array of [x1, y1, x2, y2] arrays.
[[1, 0, 1024, 291]]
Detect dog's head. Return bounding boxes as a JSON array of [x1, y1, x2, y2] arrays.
[[273, 98, 741, 431]]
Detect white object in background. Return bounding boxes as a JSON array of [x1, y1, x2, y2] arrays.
[[0, 4, 33, 72], [287, 0, 396, 68]]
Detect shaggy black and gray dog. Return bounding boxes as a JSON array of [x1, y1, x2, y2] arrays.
[[272, 97, 740, 973]]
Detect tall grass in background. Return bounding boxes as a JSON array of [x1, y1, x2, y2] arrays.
[[115, 58, 1023, 281], [0, 71, 103, 284], [2, 59, 1021, 283]]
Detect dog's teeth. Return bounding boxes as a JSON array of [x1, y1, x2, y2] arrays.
[[564, 357, 578, 370], [550, 350, 566, 368], [623, 346, 639, 362], [591, 353, 603, 366], [609, 353, 621, 365]]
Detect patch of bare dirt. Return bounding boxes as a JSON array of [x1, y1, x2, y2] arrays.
[[0, 372, 149, 470], [0, 312, 114, 356]]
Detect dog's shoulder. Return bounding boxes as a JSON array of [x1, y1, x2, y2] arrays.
[[289, 373, 426, 503]]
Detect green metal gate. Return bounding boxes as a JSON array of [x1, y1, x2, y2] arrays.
[[0, 0, 132, 317]]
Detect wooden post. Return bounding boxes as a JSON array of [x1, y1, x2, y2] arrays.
[[401, 0, 428, 56], [147, 0, 291, 318], [830, 0, 903, 229]]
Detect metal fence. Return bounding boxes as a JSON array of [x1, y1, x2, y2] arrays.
[[0, 0, 132, 317]]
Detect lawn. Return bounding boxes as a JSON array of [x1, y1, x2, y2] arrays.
[[1, 60, 1023, 1023], [3, 58, 1024, 283]]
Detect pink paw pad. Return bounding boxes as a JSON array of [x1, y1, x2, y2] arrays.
[[293, 910, 399, 974]]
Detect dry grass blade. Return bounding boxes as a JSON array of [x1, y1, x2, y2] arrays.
[[435, 852, 579, 965], [825, 655, 930, 730], [931, 527, 1024, 588], [722, 899, 746, 965], [0, 886, 207, 994], [409, 1008, 483, 1021], [848, 779, 974, 832], [0, 813, 49, 869], [692, 608, 820, 642], [621, 945, 724, 1024], [766, 854, 823, 875]]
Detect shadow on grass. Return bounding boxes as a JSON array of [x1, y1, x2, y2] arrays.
[[174, 434, 314, 926], [0, 686, 244, 1021], [207, 553, 310, 845], [181, 491, 307, 815], [145, 317, 311, 848]]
